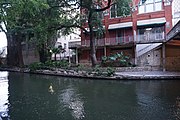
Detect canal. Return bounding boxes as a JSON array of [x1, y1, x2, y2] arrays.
[[0, 71, 180, 120]]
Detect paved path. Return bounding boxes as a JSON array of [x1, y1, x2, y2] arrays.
[[115, 71, 180, 80]]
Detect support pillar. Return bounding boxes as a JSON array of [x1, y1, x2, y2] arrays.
[[134, 44, 137, 65], [162, 43, 166, 71], [75, 48, 78, 64], [104, 46, 107, 57], [68, 49, 71, 64]]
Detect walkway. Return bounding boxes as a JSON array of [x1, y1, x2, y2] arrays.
[[115, 71, 180, 80]]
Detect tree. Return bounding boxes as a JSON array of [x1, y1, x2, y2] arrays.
[[0, 0, 131, 67], [51, 0, 131, 67], [0, 0, 59, 66]]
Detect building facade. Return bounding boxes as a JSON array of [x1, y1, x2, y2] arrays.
[[79, 0, 173, 68], [53, 29, 81, 62], [172, 0, 180, 26]]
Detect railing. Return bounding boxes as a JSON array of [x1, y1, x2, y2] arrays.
[[106, 36, 134, 45], [68, 41, 81, 48], [81, 38, 105, 47], [136, 33, 165, 43]]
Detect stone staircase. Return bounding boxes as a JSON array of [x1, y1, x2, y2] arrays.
[[136, 43, 162, 57]]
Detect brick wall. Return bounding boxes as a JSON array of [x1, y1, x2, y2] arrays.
[[165, 44, 180, 71]]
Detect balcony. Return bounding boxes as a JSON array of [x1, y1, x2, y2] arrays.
[[68, 41, 81, 49], [106, 36, 134, 45], [136, 32, 165, 44], [81, 38, 105, 47]]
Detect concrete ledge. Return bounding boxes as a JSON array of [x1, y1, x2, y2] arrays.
[[0, 67, 180, 80], [116, 66, 162, 72]]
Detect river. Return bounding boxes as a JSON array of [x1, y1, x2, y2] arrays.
[[0, 71, 179, 120]]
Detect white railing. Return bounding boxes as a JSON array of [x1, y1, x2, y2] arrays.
[[81, 38, 105, 47], [136, 32, 165, 43], [68, 41, 81, 48], [106, 36, 133, 45]]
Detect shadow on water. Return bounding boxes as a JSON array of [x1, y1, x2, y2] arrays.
[[0, 72, 179, 120]]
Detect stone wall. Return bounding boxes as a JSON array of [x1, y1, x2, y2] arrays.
[[137, 48, 162, 67], [22, 50, 39, 65]]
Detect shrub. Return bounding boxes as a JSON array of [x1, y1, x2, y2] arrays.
[[29, 62, 44, 71], [93, 65, 103, 76], [54, 60, 69, 68], [106, 67, 115, 76], [101, 52, 130, 67], [29, 60, 70, 71]]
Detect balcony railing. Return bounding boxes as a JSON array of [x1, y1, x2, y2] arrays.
[[68, 41, 81, 49], [106, 36, 134, 45], [136, 32, 165, 43], [82, 36, 134, 47], [81, 38, 105, 47]]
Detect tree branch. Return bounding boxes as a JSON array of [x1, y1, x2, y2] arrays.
[[94, 0, 112, 12], [49, 24, 89, 34]]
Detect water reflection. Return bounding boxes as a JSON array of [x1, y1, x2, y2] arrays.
[[0, 72, 180, 120], [0, 72, 9, 119], [60, 85, 85, 119], [48, 83, 54, 94], [174, 96, 180, 120]]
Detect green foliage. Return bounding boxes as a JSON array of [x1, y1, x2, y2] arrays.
[[28, 62, 44, 71], [51, 47, 59, 54], [116, 0, 131, 17], [93, 65, 115, 77], [0, 0, 63, 64], [29, 60, 69, 71], [93, 65, 103, 76], [106, 67, 115, 76], [77, 64, 86, 71], [53, 60, 69, 68], [102, 52, 131, 67], [44, 60, 69, 68]]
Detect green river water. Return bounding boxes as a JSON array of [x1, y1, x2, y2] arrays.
[[0, 71, 179, 120]]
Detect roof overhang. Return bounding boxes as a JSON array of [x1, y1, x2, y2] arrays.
[[166, 20, 180, 46], [108, 22, 133, 30], [137, 17, 166, 26], [167, 20, 180, 41]]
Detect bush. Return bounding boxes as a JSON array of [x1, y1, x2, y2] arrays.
[[106, 67, 115, 76], [29, 60, 70, 71], [55, 60, 69, 68], [93, 65, 103, 76], [29, 62, 44, 71], [101, 52, 130, 67]]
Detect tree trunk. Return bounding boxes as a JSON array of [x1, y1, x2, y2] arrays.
[[39, 45, 47, 63], [6, 32, 24, 67], [88, 11, 98, 67]]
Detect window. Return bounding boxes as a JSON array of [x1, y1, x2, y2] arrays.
[[139, 0, 162, 14], [110, 3, 130, 18], [138, 26, 164, 41], [110, 4, 116, 18], [116, 30, 124, 43]]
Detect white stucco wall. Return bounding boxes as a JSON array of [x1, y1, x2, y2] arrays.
[[52, 29, 81, 60], [172, 0, 180, 26]]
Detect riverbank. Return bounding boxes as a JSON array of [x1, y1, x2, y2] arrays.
[[0, 67, 180, 80]]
